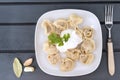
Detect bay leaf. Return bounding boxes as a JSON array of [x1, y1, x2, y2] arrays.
[[13, 57, 22, 78]]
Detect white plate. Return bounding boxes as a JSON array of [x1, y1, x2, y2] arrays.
[[35, 9, 102, 77]]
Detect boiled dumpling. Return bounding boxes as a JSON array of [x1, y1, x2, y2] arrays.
[[69, 14, 83, 25], [79, 53, 94, 64], [47, 53, 60, 65], [80, 46, 86, 54], [82, 26, 94, 39], [60, 58, 74, 71], [81, 39, 95, 53], [66, 49, 81, 61], [41, 20, 54, 35], [43, 41, 58, 54], [53, 19, 68, 31], [67, 20, 76, 29], [75, 27, 83, 38]]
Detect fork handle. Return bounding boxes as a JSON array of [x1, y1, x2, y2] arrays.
[[108, 39, 115, 76]]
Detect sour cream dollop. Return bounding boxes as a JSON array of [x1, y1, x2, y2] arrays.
[[56, 29, 82, 52]]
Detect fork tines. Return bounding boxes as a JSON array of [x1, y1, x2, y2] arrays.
[[105, 5, 113, 24]]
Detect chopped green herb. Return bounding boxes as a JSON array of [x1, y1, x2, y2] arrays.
[[48, 33, 62, 45], [63, 33, 70, 42], [48, 33, 70, 46], [58, 41, 64, 46]]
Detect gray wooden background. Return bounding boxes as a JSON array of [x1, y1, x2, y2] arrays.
[[0, 0, 120, 80]]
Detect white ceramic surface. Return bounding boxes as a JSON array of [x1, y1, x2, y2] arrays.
[[35, 9, 102, 77]]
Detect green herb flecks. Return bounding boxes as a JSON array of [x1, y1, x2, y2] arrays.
[[48, 33, 63, 46], [48, 33, 70, 46], [63, 33, 70, 42], [58, 41, 64, 46]]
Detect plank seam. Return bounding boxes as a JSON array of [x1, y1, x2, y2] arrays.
[[0, 21, 120, 25], [0, 50, 35, 53], [0, 23, 36, 26], [0, 49, 120, 53]]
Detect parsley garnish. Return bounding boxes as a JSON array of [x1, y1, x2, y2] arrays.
[[48, 33, 70, 46], [63, 33, 70, 42]]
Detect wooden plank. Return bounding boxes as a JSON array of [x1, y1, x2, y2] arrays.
[[0, 25, 35, 51], [0, 52, 119, 80], [0, 4, 119, 23], [0, 0, 119, 3], [0, 24, 119, 51]]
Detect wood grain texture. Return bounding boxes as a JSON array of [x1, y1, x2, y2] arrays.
[[0, 4, 119, 23], [0, 24, 120, 51], [0, 25, 35, 51], [0, 52, 119, 80]]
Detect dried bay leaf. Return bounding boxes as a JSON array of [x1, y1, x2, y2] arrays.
[[13, 57, 22, 78]]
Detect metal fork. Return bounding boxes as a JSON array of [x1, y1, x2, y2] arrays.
[[105, 5, 115, 76]]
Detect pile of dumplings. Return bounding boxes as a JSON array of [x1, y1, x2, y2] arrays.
[[42, 14, 95, 72]]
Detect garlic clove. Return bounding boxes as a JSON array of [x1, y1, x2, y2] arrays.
[[24, 66, 34, 72], [23, 58, 33, 66]]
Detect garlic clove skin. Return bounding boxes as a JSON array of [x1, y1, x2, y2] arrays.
[[23, 58, 33, 66]]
